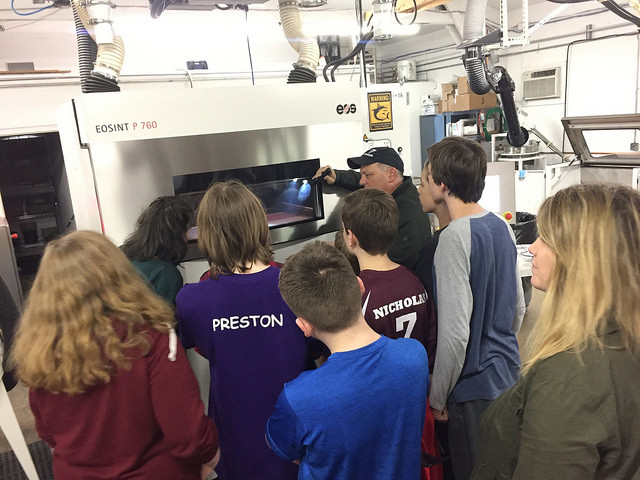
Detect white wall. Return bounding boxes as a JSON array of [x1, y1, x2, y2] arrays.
[[2, 0, 640, 148], [0, 3, 369, 134], [0, 4, 325, 74], [376, 1, 640, 149], [497, 2, 639, 149]]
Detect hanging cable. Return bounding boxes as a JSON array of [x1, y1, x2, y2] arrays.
[[323, 30, 373, 82], [238, 5, 255, 85], [601, 0, 640, 26], [149, 0, 174, 19], [392, 0, 417, 26], [11, 0, 55, 16]]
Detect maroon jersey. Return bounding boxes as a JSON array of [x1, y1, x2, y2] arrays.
[[360, 266, 437, 371]]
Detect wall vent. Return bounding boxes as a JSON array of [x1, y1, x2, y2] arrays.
[[6, 62, 35, 72], [522, 67, 561, 100]]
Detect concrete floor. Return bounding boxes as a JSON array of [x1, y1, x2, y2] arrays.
[[0, 381, 39, 454], [0, 287, 545, 455]]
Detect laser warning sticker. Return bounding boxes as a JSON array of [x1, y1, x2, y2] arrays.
[[368, 92, 393, 132]]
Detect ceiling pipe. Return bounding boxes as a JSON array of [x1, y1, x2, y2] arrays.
[[459, 0, 528, 146], [71, 0, 124, 93], [278, 0, 320, 83]]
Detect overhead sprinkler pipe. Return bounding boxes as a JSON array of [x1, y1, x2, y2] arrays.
[[278, 0, 320, 83], [459, 0, 527, 146], [71, 0, 124, 93]]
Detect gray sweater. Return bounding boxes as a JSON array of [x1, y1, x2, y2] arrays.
[[429, 210, 524, 411]]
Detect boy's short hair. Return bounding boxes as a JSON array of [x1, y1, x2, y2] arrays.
[[427, 136, 487, 203], [333, 230, 360, 275], [197, 179, 274, 274], [279, 242, 362, 333], [341, 188, 399, 255]]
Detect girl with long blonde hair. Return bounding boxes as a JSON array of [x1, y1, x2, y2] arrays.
[[11, 231, 218, 479], [472, 184, 640, 479]]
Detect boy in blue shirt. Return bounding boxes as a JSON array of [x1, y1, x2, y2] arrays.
[[267, 241, 428, 480]]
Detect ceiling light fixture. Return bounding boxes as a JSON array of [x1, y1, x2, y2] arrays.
[[371, 0, 395, 41], [298, 0, 328, 7]]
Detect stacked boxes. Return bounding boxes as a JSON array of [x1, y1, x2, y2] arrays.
[[440, 76, 498, 112], [440, 82, 455, 112]]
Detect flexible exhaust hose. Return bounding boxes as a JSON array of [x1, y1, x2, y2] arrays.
[[461, 0, 491, 94], [72, 5, 98, 93], [278, 0, 319, 83], [494, 66, 529, 147], [463, 47, 491, 94], [460, 0, 526, 146], [287, 65, 318, 83], [462, 0, 488, 44], [71, 0, 123, 93]]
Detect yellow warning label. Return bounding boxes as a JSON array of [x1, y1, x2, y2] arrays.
[[368, 92, 393, 132]]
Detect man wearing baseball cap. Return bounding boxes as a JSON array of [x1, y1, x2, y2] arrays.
[[313, 146, 430, 270]]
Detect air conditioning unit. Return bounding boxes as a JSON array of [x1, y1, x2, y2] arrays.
[[522, 67, 561, 100]]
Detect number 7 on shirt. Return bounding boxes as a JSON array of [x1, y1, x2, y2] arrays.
[[396, 312, 417, 338]]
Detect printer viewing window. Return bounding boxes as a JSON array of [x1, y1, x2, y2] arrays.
[[173, 158, 324, 238]]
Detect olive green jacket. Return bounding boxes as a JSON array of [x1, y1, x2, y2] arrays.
[[472, 326, 640, 480]]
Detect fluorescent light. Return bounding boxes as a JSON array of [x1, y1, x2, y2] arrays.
[[302, 21, 360, 37], [388, 23, 420, 36]]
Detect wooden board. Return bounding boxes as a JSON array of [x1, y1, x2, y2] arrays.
[[0, 70, 71, 75], [396, 0, 451, 13]]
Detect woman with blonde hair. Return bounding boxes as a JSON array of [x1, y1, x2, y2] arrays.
[[11, 231, 218, 479], [472, 183, 640, 479], [177, 179, 308, 480]]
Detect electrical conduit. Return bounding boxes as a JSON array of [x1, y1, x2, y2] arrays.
[[278, 0, 319, 83], [71, 0, 124, 93]]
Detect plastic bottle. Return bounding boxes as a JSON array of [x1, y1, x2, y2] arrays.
[[422, 95, 435, 115]]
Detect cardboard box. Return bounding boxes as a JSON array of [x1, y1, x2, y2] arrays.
[[457, 76, 470, 95], [445, 92, 456, 108], [441, 82, 454, 96], [450, 92, 498, 112]]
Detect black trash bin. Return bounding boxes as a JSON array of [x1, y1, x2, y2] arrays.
[[511, 212, 538, 245], [511, 212, 537, 307]]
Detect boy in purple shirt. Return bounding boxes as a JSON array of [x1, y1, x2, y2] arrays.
[[177, 180, 308, 480]]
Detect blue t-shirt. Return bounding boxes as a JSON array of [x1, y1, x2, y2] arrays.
[[177, 266, 308, 480], [266, 335, 428, 480]]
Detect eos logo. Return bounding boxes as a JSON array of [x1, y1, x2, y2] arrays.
[[336, 104, 357, 114]]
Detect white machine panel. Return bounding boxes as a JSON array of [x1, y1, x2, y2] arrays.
[[57, 84, 364, 248], [72, 83, 362, 144]]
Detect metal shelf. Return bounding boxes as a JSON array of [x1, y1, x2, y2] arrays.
[[1, 184, 55, 196], [14, 242, 46, 257], [15, 213, 56, 222]]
